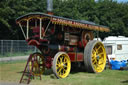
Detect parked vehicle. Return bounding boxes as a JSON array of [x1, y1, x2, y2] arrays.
[[103, 36, 128, 62]]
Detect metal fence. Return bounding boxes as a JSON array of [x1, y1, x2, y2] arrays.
[[0, 40, 38, 57]]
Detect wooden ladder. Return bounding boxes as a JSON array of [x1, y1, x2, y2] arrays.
[[19, 55, 41, 84], [106, 55, 112, 69]]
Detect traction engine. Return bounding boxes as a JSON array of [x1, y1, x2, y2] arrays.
[[16, 0, 110, 84]]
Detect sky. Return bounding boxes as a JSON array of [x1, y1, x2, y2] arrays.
[[116, 0, 128, 2]]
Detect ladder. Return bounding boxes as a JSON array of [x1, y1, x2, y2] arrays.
[[19, 54, 41, 84], [106, 55, 112, 69]]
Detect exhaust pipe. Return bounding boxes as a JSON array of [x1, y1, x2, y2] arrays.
[[47, 0, 53, 15]]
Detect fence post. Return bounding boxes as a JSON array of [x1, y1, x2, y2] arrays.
[[10, 40, 13, 56], [1, 40, 3, 56]]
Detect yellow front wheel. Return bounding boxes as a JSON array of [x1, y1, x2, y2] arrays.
[[84, 40, 106, 73], [28, 53, 45, 76], [52, 52, 71, 78]]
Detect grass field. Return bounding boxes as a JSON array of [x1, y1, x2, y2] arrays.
[[0, 61, 128, 85]]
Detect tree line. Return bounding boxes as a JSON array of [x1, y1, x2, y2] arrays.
[[0, 0, 128, 40]]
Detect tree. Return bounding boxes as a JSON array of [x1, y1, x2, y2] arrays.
[[0, 0, 128, 40]]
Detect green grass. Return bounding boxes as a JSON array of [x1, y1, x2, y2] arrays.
[[0, 61, 128, 85]]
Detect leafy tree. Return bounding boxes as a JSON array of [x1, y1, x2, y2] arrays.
[[0, 0, 128, 40]]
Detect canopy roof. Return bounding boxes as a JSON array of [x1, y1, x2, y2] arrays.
[[16, 12, 110, 32]]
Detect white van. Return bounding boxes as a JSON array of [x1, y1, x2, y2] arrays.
[[103, 36, 128, 62]]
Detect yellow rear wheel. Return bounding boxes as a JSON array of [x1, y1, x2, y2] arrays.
[[84, 40, 106, 73], [52, 52, 71, 78]]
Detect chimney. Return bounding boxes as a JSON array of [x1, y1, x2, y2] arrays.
[[47, 0, 53, 15]]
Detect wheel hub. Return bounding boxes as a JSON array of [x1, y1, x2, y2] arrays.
[[58, 63, 64, 68], [33, 62, 38, 67], [96, 55, 100, 61]]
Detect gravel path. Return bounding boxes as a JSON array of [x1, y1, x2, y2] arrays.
[[0, 82, 32, 85], [0, 56, 29, 62]]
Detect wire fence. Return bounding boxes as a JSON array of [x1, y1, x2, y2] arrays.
[[0, 40, 38, 57]]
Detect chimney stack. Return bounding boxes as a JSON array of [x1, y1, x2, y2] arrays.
[[47, 0, 53, 15]]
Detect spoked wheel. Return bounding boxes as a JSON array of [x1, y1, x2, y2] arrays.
[[52, 52, 71, 78], [81, 31, 93, 47], [28, 53, 45, 76], [84, 40, 106, 73]]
